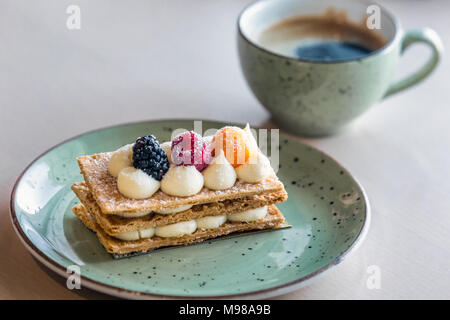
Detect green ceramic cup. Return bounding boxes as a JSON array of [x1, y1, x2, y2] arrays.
[[238, 0, 443, 136]]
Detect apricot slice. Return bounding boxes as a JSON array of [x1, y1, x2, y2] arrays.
[[212, 127, 254, 168]]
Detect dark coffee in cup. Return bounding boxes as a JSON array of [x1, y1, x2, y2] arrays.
[[258, 9, 387, 61]]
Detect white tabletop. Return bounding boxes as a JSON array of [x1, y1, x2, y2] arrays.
[[1, 0, 449, 299]]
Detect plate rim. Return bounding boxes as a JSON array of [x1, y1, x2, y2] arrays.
[[9, 118, 371, 299]]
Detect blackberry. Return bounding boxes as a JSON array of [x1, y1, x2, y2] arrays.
[[132, 135, 170, 181]]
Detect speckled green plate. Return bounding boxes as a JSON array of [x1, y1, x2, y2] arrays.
[[10, 120, 370, 299]]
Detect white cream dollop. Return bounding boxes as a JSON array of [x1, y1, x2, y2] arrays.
[[196, 215, 227, 229], [155, 220, 197, 238], [243, 123, 259, 156], [160, 165, 204, 197], [108, 144, 133, 177], [235, 152, 272, 183], [154, 204, 193, 215], [160, 141, 173, 164], [203, 135, 214, 147], [202, 150, 236, 190], [227, 206, 268, 222], [117, 167, 160, 199]]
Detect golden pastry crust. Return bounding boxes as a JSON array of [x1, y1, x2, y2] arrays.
[[72, 182, 287, 235], [77, 152, 285, 215], [72, 204, 287, 256]]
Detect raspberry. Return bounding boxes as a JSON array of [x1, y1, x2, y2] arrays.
[[171, 131, 211, 172], [132, 135, 170, 181]]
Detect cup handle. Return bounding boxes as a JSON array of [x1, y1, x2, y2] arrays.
[[383, 28, 443, 98]]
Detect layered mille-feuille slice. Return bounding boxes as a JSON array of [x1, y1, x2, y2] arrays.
[[72, 125, 288, 258]]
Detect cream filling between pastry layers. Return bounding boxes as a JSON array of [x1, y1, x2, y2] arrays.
[[112, 208, 268, 240], [227, 206, 268, 222], [155, 220, 197, 238], [196, 215, 227, 229], [114, 227, 155, 241]]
